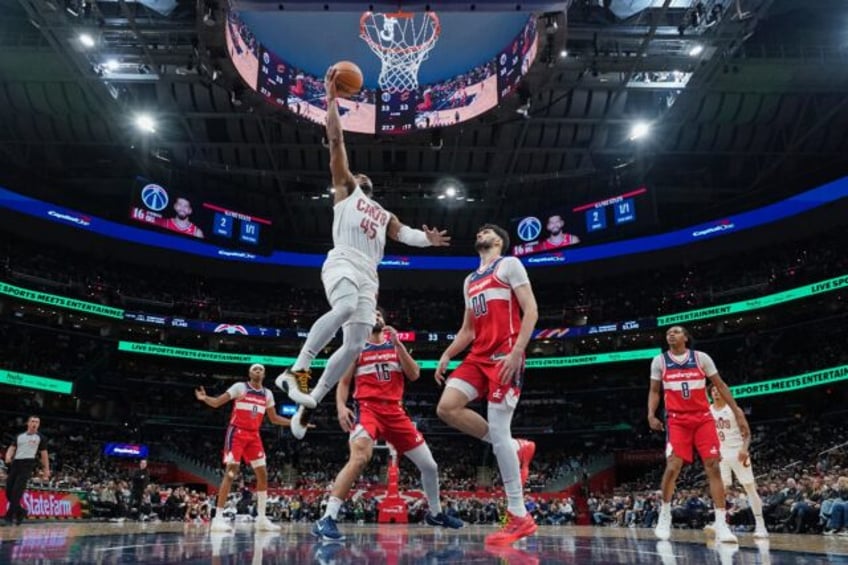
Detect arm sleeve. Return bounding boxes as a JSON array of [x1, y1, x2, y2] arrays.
[[497, 257, 531, 289], [650, 356, 664, 381], [696, 351, 718, 377], [265, 389, 275, 408], [226, 383, 245, 399]]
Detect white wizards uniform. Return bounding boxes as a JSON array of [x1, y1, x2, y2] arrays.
[[710, 404, 755, 485], [322, 185, 389, 325]]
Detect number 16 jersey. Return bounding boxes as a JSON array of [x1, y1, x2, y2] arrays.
[[354, 340, 405, 402]]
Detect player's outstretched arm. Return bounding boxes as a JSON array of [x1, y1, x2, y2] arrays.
[[325, 66, 356, 203], [434, 308, 475, 385], [386, 325, 420, 381], [336, 364, 357, 432], [707, 373, 750, 438], [387, 215, 451, 247], [195, 386, 232, 409]]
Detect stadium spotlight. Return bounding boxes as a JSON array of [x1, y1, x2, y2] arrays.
[[134, 114, 156, 134], [628, 121, 650, 141], [559, 49, 568, 58], [79, 33, 95, 48], [103, 59, 120, 72], [689, 44, 704, 57], [445, 186, 457, 198]]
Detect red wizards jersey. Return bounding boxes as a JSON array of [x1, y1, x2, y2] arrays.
[[464, 257, 528, 359], [354, 340, 405, 402], [660, 350, 709, 413], [164, 218, 201, 237], [227, 382, 274, 432]]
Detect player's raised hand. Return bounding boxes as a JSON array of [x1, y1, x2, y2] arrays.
[[384, 325, 401, 346], [434, 353, 451, 386], [194, 387, 207, 402], [496, 350, 523, 384], [338, 405, 356, 433], [422, 225, 451, 247], [325, 66, 339, 101], [648, 415, 665, 432]]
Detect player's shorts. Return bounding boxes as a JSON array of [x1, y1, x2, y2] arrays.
[[446, 353, 523, 407], [322, 247, 379, 326], [223, 426, 266, 467], [349, 399, 425, 455], [719, 449, 755, 486], [665, 411, 721, 464]]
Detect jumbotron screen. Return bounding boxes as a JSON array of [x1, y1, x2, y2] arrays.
[[129, 178, 273, 254]]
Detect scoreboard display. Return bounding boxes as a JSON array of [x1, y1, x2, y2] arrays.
[[376, 89, 419, 134], [257, 46, 294, 105], [129, 178, 273, 254]]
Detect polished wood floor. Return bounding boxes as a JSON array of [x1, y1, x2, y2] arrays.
[[0, 521, 846, 563]]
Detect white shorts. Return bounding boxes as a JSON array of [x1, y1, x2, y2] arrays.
[[321, 248, 379, 326], [720, 449, 755, 486]]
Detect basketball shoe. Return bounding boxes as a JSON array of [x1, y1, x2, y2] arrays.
[[654, 505, 672, 541], [313, 516, 345, 541], [290, 405, 314, 440], [425, 512, 464, 529], [255, 516, 280, 531], [276, 368, 316, 409], [211, 515, 233, 533], [485, 512, 537, 545], [516, 439, 536, 486]]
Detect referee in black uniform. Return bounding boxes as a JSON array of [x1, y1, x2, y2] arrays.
[[4, 415, 49, 525]]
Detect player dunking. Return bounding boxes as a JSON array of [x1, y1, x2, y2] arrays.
[[195, 364, 293, 532], [312, 309, 463, 541], [647, 326, 750, 543], [434, 224, 538, 546], [707, 383, 768, 538], [276, 65, 450, 439]]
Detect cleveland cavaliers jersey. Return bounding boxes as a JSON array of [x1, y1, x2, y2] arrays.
[[654, 349, 710, 413], [226, 382, 275, 432], [354, 340, 405, 402], [711, 404, 745, 451], [331, 185, 389, 269], [463, 256, 529, 359]]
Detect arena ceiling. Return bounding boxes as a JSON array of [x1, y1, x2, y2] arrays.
[[2, 0, 848, 246]]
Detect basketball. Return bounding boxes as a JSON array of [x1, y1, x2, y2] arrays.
[[333, 61, 363, 98]]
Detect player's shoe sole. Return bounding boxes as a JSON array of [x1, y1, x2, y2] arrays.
[[275, 369, 316, 409]]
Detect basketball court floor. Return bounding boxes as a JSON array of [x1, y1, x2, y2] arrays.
[[1, 522, 847, 564]]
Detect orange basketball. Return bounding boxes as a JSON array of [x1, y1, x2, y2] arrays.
[[333, 60, 363, 98]]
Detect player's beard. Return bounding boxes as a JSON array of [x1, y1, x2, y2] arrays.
[[372, 321, 385, 333], [475, 238, 494, 252]]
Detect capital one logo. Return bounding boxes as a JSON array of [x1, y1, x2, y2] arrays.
[[516, 216, 541, 242], [141, 183, 169, 212]]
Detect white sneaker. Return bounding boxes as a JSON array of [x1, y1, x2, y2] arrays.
[[210, 516, 233, 532], [654, 508, 672, 541], [713, 520, 738, 544], [703, 522, 715, 537], [753, 525, 769, 539], [275, 370, 317, 409], [255, 516, 280, 531], [656, 540, 677, 565], [291, 405, 313, 440]]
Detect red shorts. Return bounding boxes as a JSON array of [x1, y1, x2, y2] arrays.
[[223, 426, 266, 465], [666, 411, 721, 464], [351, 400, 425, 455], [449, 354, 523, 406]]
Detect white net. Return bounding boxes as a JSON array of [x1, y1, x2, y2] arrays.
[[360, 11, 441, 93]]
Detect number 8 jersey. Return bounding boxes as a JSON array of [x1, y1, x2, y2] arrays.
[[650, 349, 718, 413], [354, 340, 405, 402], [463, 256, 530, 360]]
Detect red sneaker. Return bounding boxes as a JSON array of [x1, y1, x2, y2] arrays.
[[516, 439, 536, 486], [485, 512, 538, 546]]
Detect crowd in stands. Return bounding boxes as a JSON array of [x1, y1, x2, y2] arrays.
[[3, 226, 846, 335]]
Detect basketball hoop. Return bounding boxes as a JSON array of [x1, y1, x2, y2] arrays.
[[360, 10, 441, 93]]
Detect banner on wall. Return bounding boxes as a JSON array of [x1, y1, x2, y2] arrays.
[[0, 488, 89, 519]]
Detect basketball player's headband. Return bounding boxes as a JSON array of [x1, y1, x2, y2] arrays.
[[250, 364, 265, 372]]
